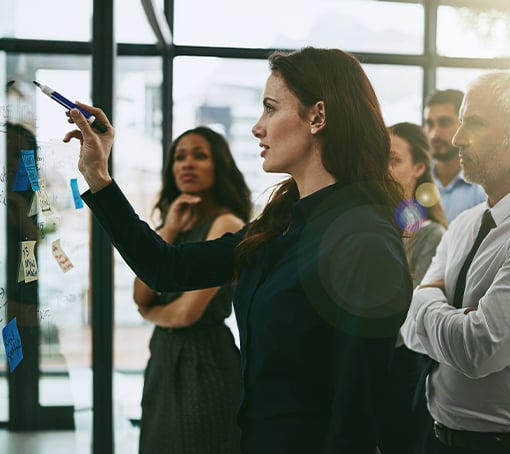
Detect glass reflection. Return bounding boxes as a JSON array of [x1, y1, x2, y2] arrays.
[[174, 0, 424, 54]]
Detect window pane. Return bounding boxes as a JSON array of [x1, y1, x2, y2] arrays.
[[436, 67, 487, 93], [174, 0, 423, 54], [112, 57, 163, 438], [1, 0, 92, 41], [437, 5, 510, 58], [36, 137, 91, 409], [363, 64, 423, 126], [116, 0, 166, 44], [33, 65, 93, 414]]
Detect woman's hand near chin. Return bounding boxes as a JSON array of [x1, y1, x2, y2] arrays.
[[158, 194, 202, 241]]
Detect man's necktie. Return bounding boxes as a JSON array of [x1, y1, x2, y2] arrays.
[[452, 209, 496, 308], [412, 208, 496, 410]]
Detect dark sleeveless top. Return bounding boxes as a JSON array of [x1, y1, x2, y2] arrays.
[[151, 217, 234, 327], [138, 215, 242, 454]]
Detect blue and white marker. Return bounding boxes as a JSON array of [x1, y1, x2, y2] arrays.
[[33, 81, 108, 133]]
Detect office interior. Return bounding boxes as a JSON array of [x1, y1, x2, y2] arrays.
[[1, 0, 509, 452]]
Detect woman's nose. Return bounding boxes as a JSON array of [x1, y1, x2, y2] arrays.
[[252, 117, 263, 138], [180, 156, 194, 167]]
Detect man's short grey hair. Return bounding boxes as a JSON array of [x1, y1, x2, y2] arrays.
[[468, 71, 510, 121], [468, 71, 510, 147]]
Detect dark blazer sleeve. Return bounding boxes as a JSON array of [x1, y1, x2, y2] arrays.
[[81, 180, 244, 292]]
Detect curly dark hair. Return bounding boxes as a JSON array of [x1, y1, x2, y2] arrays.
[[154, 126, 252, 224]]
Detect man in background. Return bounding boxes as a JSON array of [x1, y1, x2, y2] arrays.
[[402, 71, 510, 453], [424, 89, 485, 222]]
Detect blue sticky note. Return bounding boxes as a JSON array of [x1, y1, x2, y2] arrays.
[[21, 149, 40, 191], [70, 178, 84, 209], [11, 159, 31, 191], [2, 317, 23, 372]]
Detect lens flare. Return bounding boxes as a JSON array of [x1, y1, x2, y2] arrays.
[[394, 199, 426, 233], [415, 182, 440, 208]]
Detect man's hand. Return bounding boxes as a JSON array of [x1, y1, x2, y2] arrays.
[[418, 279, 445, 293]]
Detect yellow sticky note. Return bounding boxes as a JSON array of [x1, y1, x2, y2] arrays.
[[18, 241, 38, 283]]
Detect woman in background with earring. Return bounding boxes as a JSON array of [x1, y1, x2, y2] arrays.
[[133, 126, 251, 454]]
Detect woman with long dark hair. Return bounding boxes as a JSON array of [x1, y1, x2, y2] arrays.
[[64, 47, 412, 453], [389, 121, 448, 286], [133, 127, 251, 454]]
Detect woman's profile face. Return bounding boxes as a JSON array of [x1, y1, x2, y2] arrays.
[[172, 133, 216, 195], [251, 72, 315, 176], [389, 134, 425, 200]]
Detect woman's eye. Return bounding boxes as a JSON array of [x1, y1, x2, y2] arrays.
[[174, 154, 185, 161], [264, 103, 274, 113]]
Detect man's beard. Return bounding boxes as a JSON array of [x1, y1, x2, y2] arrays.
[[432, 144, 459, 162]]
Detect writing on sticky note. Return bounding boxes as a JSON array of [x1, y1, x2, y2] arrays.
[[70, 178, 84, 209], [17, 240, 38, 283], [51, 239, 74, 273], [2, 317, 23, 372], [21, 150, 40, 191]]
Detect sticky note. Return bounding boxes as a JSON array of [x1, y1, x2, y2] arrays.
[[17, 240, 38, 283], [27, 180, 54, 217], [51, 239, 74, 273], [27, 193, 39, 216], [2, 317, 23, 372], [11, 159, 31, 191], [21, 149, 40, 191], [35, 180, 53, 216], [70, 178, 84, 209]]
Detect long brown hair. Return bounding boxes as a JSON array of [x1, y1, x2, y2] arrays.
[[236, 47, 403, 265], [389, 122, 448, 229], [154, 126, 252, 224]]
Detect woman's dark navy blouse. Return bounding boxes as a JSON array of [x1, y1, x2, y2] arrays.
[[82, 181, 412, 454]]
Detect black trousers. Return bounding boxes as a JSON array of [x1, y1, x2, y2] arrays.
[[380, 346, 432, 454], [427, 426, 510, 454]]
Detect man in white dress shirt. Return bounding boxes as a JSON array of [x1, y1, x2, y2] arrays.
[[401, 71, 510, 453]]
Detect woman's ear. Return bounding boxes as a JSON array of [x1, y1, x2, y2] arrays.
[[309, 101, 326, 135], [414, 162, 427, 179]]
